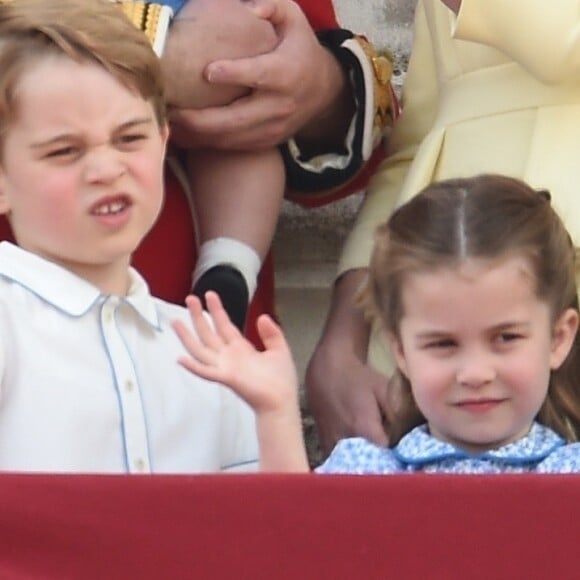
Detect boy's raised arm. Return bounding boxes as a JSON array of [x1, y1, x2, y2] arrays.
[[172, 291, 309, 472]]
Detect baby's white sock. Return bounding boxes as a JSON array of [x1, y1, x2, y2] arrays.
[[193, 237, 261, 299]]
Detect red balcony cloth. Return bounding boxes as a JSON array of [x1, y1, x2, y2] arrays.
[[0, 472, 578, 579]]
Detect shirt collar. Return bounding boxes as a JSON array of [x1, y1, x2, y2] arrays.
[[393, 422, 566, 466], [0, 242, 160, 328]]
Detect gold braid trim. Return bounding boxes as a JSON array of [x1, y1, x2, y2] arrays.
[[354, 35, 395, 133], [112, 1, 173, 55], [0, 0, 173, 55]]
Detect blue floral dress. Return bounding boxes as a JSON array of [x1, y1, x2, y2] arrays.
[[316, 423, 580, 474]]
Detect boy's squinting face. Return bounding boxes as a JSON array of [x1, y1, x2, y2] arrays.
[[391, 256, 577, 454], [0, 56, 168, 294]]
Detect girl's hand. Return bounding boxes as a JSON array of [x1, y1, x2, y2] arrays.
[[172, 291, 299, 414]]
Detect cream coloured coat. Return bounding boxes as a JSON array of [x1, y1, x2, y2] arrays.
[[338, 0, 580, 374]]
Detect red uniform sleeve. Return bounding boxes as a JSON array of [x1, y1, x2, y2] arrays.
[[295, 0, 339, 29], [280, 4, 399, 207]]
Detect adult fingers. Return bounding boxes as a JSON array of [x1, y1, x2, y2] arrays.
[[206, 1, 307, 90], [354, 370, 390, 446], [250, 0, 301, 34], [206, 52, 287, 92], [169, 98, 295, 150]]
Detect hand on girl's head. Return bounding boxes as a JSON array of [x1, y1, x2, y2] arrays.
[[172, 291, 300, 413]]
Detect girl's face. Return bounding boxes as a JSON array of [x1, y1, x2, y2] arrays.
[[0, 55, 168, 295], [391, 256, 578, 453]]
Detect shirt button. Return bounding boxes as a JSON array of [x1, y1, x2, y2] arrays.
[[134, 458, 146, 472], [125, 380, 134, 393], [104, 310, 113, 323]]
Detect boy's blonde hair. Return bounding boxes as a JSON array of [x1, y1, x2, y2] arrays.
[[0, 0, 166, 149], [362, 174, 580, 445]]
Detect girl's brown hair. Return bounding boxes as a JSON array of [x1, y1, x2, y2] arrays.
[[0, 0, 166, 150], [364, 174, 580, 445]]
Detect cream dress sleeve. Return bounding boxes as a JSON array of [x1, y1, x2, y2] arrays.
[[338, 0, 580, 275], [455, 0, 580, 84]]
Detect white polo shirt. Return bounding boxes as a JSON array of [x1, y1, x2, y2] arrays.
[[0, 242, 258, 473]]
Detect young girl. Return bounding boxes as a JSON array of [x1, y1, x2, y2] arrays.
[[174, 174, 580, 473]]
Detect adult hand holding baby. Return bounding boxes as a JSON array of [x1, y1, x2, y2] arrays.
[[168, 0, 351, 151]]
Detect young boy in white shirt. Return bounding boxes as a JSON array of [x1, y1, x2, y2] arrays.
[[0, 0, 258, 474]]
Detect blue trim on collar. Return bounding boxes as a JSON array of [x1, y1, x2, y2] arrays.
[[393, 423, 566, 467], [0, 242, 160, 328]]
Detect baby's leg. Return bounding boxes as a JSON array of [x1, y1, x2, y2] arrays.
[[162, 0, 277, 109], [162, 0, 281, 328], [188, 148, 285, 330]]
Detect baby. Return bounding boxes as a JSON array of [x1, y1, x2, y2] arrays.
[[161, 0, 285, 331]]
